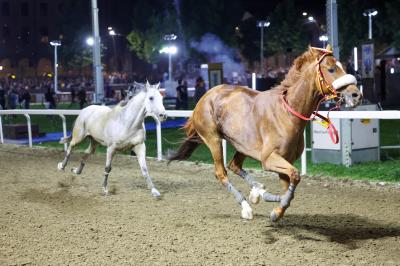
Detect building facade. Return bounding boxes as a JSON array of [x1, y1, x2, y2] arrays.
[[0, 0, 64, 77]]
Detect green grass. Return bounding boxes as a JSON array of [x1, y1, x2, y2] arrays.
[[3, 103, 400, 182]]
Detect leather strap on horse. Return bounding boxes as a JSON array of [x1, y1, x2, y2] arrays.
[[281, 94, 339, 144]]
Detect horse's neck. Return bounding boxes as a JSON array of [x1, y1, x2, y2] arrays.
[[120, 92, 146, 129], [286, 69, 321, 118]]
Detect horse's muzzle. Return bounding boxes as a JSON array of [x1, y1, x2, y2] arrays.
[[158, 113, 167, 121]]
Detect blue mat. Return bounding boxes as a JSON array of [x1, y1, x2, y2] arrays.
[[3, 118, 187, 145]]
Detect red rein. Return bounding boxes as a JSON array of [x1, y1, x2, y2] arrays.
[[281, 95, 339, 144]]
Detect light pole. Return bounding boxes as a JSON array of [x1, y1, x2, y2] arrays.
[[363, 9, 378, 40], [256, 20, 270, 77], [163, 34, 177, 82], [159, 45, 178, 83], [50, 40, 61, 93], [319, 35, 328, 48], [90, 0, 104, 103]]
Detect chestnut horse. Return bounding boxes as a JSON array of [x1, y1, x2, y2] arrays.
[[169, 46, 362, 222]]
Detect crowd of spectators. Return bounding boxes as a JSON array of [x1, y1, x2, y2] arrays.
[[0, 76, 94, 110]]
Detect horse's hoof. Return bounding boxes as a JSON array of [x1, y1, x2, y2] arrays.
[[151, 188, 161, 199], [270, 208, 283, 222], [249, 187, 261, 204], [71, 167, 81, 175], [241, 201, 253, 220], [57, 162, 65, 171], [103, 188, 109, 196]]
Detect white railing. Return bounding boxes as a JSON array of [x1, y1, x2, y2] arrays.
[[0, 109, 399, 175]]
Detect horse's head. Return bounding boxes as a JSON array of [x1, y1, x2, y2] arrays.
[[307, 45, 362, 108], [143, 81, 167, 121]]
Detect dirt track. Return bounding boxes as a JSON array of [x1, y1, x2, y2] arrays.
[[0, 144, 399, 265]]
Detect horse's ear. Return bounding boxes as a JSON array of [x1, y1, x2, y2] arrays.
[[146, 80, 150, 87], [326, 44, 333, 52], [157, 82, 160, 89], [309, 46, 321, 60]]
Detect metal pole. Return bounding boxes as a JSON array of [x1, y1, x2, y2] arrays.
[[24, 114, 32, 148], [54, 45, 58, 93], [353, 47, 358, 71], [0, 116, 3, 144], [59, 114, 67, 151], [222, 139, 227, 166], [155, 118, 162, 161], [260, 26, 264, 77], [301, 129, 307, 175], [168, 53, 172, 82], [368, 14, 372, 39], [326, 0, 340, 59], [251, 73, 256, 90], [91, 0, 104, 103]]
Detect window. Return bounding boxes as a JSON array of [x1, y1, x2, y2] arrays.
[[58, 3, 64, 14], [2, 25, 10, 38], [39, 2, 48, 16], [2, 2, 10, 16], [39, 26, 48, 43], [21, 26, 30, 44], [21, 2, 29, 16]]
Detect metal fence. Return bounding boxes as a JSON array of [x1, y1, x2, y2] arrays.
[[0, 109, 399, 175]]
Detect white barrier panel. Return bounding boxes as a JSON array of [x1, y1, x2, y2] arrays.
[[1, 109, 400, 175]]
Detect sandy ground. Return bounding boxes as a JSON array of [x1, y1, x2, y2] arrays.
[[0, 144, 399, 266]]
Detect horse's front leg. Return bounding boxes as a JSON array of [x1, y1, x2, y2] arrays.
[[228, 152, 280, 204], [261, 151, 301, 222], [133, 142, 161, 199], [103, 146, 116, 195]]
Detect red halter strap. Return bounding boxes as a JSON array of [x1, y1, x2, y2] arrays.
[[281, 94, 339, 144]]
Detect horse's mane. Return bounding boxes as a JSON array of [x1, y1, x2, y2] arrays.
[[118, 82, 146, 108], [271, 48, 316, 93]]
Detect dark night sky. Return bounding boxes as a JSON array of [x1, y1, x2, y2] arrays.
[[242, 0, 326, 20]]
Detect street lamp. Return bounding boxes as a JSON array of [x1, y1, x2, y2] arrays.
[[49, 40, 61, 94], [162, 34, 177, 82], [256, 20, 270, 77], [363, 9, 378, 40], [319, 35, 328, 48], [86, 36, 94, 46], [108, 27, 118, 71]]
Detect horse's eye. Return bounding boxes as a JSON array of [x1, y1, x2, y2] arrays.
[[328, 67, 336, 73], [149, 96, 154, 101]]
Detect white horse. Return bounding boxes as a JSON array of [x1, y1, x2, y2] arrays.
[[57, 81, 167, 198]]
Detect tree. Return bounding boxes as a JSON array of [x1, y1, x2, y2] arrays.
[[126, 1, 177, 64]]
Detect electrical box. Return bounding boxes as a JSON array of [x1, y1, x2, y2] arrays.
[[312, 104, 380, 166]]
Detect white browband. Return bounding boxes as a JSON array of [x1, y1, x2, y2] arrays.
[[332, 74, 357, 90]]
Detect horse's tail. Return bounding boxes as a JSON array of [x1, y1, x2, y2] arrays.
[[167, 116, 202, 163], [59, 135, 72, 144]]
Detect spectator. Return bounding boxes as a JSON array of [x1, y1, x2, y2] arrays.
[[8, 89, 18, 109], [44, 86, 57, 109], [0, 85, 5, 110], [194, 76, 206, 104], [78, 83, 87, 109], [21, 86, 31, 109], [176, 79, 188, 110], [70, 83, 76, 106]]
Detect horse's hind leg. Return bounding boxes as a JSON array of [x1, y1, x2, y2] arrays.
[[102, 146, 116, 195], [57, 119, 86, 171], [203, 137, 253, 219], [133, 142, 161, 198], [228, 152, 280, 204], [71, 138, 97, 174]]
